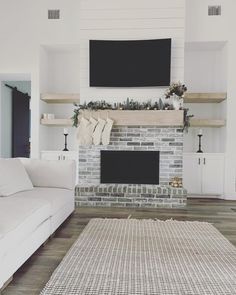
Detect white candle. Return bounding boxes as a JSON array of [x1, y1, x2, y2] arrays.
[[64, 128, 68, 135], [198, 129, 203, 136]]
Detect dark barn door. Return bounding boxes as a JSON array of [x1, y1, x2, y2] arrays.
[[12, 90, 30, 157]]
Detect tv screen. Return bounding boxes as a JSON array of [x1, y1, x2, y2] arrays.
[[90, 39, 171, 87], [101, 150, 160, 185]]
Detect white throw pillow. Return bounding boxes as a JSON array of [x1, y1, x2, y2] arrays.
[[0, 158, 34, 197], [20, 158, 76, 190]]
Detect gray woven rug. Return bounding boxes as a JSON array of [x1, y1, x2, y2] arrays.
[[40, 219, 236, 294]]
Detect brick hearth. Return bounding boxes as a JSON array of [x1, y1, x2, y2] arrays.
[[75, 184, 187, 208]]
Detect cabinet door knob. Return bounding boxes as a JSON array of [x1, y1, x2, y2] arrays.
[[198, 158, 201, 165], [204, 158, 206, 165]]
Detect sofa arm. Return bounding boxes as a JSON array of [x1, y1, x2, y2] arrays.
[[19, 158, 76, 190]]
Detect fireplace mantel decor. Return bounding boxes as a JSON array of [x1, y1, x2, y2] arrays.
[[78, 110, 184, 127]]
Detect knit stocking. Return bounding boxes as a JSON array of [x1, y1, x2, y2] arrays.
[[77, 117, 90, 145], [102, 118, 114, 145], [93, 118, 106, 145], [84, 117, 98, 145]]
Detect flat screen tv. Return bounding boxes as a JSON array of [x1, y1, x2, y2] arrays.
[[89, 39, 171, 87], [101, 150, 160, 185]]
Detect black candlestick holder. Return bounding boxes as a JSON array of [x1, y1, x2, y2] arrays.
[[63, 134, 69, 151], [197, 134, 203, 153]]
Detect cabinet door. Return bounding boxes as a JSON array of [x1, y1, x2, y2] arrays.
[[61, 152, 78, 161], [202, 155, 224, 195], [183, 155, 202, 194], [41, 152, 61, 160]]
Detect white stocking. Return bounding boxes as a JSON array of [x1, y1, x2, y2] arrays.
[[76, 117, 90, 146], [93, 118, 106, 145], [102, 118, 114, 145], [84, 117, 98, 145]]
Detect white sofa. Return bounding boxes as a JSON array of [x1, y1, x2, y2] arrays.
[[0, 158, 76, 290]]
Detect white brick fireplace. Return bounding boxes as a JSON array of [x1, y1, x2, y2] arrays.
[[75, 124, 187, 208], [78, 126, 183, 185]]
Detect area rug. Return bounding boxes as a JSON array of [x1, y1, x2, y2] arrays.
[[40, 219, 236, 294]]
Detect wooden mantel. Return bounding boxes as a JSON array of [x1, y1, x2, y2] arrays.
[[79, 110, 184, 127]]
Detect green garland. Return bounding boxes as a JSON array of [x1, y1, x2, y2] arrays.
[[183, 108, 194, 132], [71, 98, 174, 128], [71, 83, 193, 131]]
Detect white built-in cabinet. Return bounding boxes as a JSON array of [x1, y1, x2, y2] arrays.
[[183, 153, 224, 195], [41, 151, 78, 161], [41, 151, 79, 183]]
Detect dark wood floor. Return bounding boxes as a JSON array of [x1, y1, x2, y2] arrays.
[[2, 198, 236, 295]]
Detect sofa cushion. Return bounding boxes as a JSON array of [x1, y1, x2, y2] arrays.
[[19, 158, 76, 190], [0, 192, 51, 257], [19, 187, 74, 216], [0, 158, 33, 197]]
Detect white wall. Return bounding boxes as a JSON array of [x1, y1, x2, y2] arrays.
[[43, 45, 80, 93], [183, 40, 228, 155], [184, 42, 227, 92], [39, 45, 79, 151], [185, 0, 230, 43], [79, 0, 186, 103], [0, 0, 80, 157], [224, 35, 236, 199]]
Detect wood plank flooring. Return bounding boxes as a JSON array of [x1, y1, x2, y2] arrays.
[[2, 198, 236, 295]]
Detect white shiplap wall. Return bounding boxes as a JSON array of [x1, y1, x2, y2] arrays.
[[79, 0, 185, 103]]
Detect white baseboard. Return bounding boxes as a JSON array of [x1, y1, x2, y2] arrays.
[[187, 194, 236, 201], [223, 196, 236, 201]]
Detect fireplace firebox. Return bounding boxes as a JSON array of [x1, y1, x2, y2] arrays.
[[101, 150, 159, 185]]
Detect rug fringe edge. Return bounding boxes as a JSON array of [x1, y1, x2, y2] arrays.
[[90, 218, 213, 225]]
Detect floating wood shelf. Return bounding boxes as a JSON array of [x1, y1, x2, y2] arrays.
[[41, 93, 80, 104], [184, 92, 227, 103], [190, 118, 226, 127], [79, 110, 184, 126], [40, 110, 184, 127], [41, 118, 73, 126]]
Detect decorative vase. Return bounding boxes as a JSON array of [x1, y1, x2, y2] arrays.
[[171, 94, 183, 110]]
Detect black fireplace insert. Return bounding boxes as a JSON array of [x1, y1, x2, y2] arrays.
[[101, 150, 159, 185]]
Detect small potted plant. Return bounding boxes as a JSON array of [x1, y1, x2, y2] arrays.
[[165, 82, 187, 110]]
